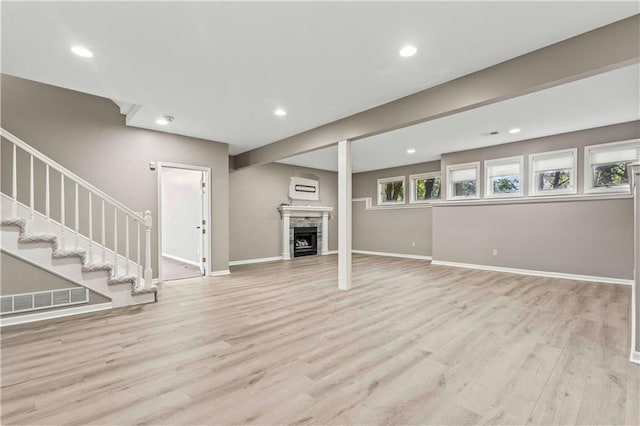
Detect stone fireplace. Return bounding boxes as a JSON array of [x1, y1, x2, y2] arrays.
[[277, 206, 333, 260]]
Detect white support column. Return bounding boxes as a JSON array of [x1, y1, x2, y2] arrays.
[[282, 211, 291, 260], [321, 211, 329, 255], [631, 163, 640, 364], [338, 139, 352, 291]]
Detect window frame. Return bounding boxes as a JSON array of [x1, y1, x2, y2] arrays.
[[377, 175, 406, 205], [409, 172, 441, 204], [484, 156, 524, 199], [584, 139, 640, 195], [528, 148, 577, 197], [446, 162, 480, 200]]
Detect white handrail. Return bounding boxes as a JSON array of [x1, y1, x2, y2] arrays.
[[1, 128, 145, 223]]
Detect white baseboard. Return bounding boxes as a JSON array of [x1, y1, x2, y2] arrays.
[[229, 256, 283, 266], [631, 351, 640, 365], [0, 302, 113, 327], [324, 250, 338, 255], [162, 253, 201, 267], [207, 270, 230, 277], [353, 250, 432, 261], [431, 260, 633, 286]]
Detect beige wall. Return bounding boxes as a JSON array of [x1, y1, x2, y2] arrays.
[[433, 199, 633, 279], [1, 252, 110, 306], [229, 162, 338, 261], [1, 74, 230, 274], [351, 160, 439, 256]]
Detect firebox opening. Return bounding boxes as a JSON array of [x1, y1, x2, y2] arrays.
[[293, 226, 318, 257]]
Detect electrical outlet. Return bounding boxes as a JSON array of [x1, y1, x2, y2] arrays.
[[411, 242, 416, 247], [492, 248, 498, 256]]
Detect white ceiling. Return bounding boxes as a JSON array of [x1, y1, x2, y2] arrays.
[[1, 2, 638, 156], [279, 64, 640, 172]]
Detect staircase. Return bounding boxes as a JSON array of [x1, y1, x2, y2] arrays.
[[1, 128, 157, 317]]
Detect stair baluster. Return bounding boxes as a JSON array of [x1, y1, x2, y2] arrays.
[[45, 165, 50, 220], [88, 193, 93, 263], [60, 174, 65, 249], [29, 155, 34, 220], [12, 144, 17, 217]]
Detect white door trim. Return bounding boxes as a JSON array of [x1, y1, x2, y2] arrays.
[[157, 162, 212, 282]]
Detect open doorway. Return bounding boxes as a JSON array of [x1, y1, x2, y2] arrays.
[[158, 163, 211, 281]]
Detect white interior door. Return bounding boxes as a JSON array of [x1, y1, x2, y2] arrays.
[[160, 166, 207, 280]]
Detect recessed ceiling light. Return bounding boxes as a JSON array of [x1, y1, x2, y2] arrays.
[[156, 115, 174, 125], [274, 108, 287, 116], [509, 128, 521, 134], [399, 45, 417, 58], [71, 45, 93, 58], [407, 148, 416, 154]]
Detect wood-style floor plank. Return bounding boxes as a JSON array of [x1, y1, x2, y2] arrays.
[[1, 254, 638, 425]]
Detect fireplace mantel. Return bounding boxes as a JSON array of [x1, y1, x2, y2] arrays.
[[277, 205, 333, 259], [277, 205, 334, 218]]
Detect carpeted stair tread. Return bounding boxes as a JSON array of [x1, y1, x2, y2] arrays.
[[53, 248, 87, 260], [1, 218, 26, 230], [132, 286, 158, 295], [82, 262, 114, 273], [18, 233, 58, 246], [108, 275, 136, 285]]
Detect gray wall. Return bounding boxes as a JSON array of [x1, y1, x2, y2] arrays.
[[229, 162, 338, 262], [1, 252, 111, 307], [352, 160, 439, 256], [434, 122, 639, 280], [1, 74, 230, 274], [432, 199, 633, 279], [440, 121, 640, 199], [353, 206, 432, 257]]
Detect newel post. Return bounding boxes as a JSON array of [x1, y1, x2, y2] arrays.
[[144, 210, 153, 289]]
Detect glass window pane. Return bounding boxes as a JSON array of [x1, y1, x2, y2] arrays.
[[535, 170, 571, 191], [491, 175, 520, 194], [593, 163, 629, 187], [454, 180, 476, 197], [414, 177, 441, 200], [380, 181, 404, 203], [430, 178, 441, 199]]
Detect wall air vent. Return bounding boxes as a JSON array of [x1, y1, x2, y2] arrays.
[[0, 287, 89, 315]]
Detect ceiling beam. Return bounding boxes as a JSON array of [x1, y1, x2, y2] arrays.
[[233, 14, 639, 170]]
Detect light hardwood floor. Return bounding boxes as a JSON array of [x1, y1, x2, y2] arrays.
[[1, 254, 638, 425]]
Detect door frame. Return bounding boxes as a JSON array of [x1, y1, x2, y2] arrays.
[[157, 162, 212, 282]]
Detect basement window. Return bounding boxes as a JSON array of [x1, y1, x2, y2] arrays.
[[529, 149, 577, 196], [447, 162, 480, 200], [410, 172, 441, 203], [377, 176, 405, 205], [585, 140, 639, 194], [484, 156, 524, 198]]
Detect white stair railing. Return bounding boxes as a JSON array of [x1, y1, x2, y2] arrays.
[[1, 128, 154, 291]]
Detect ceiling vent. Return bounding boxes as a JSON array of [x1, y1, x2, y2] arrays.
[[481, 130, 500, 136]]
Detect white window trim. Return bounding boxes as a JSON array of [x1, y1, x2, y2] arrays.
[[377, 175, 406, 205], [529, 148, 577, 197], [484, 156, 524, 199], [409, 172, 441, 204], [584, 139, 640, 195], [446, 162, 480, 200]]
